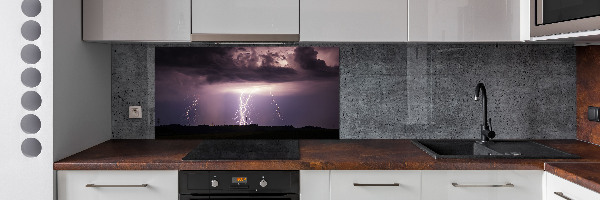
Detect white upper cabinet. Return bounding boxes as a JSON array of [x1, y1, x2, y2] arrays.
[[409, 0, 530, 42], [83, 0, 191, 41], [300, 0, 408, 42], [191, 0, 300, 41], [81, 0, 531, 42]]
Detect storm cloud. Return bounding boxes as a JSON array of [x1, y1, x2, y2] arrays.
[[294, 47, 339, 77], [155, 47, 339, 84]]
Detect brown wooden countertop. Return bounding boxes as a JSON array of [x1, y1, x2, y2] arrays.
[[54, 139, 600, 171], [545, 162, 600, 194]]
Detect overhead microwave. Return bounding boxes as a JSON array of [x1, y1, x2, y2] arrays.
[[531, 0, 600, 39]]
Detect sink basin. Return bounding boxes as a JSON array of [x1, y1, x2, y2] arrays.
[[412, 140, 579, 159]]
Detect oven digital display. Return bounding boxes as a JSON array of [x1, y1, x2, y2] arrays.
[[232, 177, 247, 184]]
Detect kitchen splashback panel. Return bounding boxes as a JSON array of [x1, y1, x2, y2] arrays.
[[112, 43, 576, 140], [155, 47, 340, 139]]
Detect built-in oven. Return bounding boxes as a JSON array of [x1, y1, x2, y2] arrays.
[[179, 171, 299, 200], [532, 0, 600, 37]]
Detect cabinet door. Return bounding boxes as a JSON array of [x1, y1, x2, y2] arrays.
[[192, 0, 299, 35], [83, 0, 191, 41], [330, 170, 420, 200], [546, 172, 600, 200], [409, 0, 529, 42], [57, 170, 178, 200], [300, 0, 408, 42], [422, 170, 542, 200], [300, 170, 330, 200]]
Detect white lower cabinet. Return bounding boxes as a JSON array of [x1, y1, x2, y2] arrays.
[[57, 169, 600, 200], [57, 170, 178, 200], [545, 172, 600, 200], [330, 170, 421, 200], [300, 170, 330, 200], [422, 170, 543, 200]]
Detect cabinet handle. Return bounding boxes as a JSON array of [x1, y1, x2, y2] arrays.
[[451, 183, 514, 188], [353, 183, 400, 186], [554, 192, 573, 200], [86, 184, 149, 188]]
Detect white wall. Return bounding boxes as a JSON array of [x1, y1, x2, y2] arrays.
[[1, 0, 110, 199], [0, 0, 54, 199], [53, 0, 111, 162]]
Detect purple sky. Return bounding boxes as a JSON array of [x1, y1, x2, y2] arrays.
[[155, 47, 340, 129]]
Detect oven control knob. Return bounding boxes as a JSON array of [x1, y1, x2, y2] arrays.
[[211, 180, 219, 188], [259, 179, 267, 188]]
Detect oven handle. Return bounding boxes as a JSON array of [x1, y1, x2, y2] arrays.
[[210, 197, 296, 199], [536, 0, 544, 25], [180, 195, 299, 200]]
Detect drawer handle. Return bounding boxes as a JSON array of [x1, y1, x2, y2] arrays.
[[451, 183, 514, 188], [554, 192, 573, 200], [353, 183, 400, 187], [86, 184, 149, 188]]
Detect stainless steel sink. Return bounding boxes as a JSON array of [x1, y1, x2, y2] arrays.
[[412, 140, 579, 159]]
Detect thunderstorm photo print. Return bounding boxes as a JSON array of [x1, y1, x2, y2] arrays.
[[155, 47, 340, 139]]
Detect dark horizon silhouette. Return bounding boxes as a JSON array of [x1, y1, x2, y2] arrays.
[[155, 123, 339, 139]]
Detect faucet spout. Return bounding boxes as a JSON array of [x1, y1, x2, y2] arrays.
[[474, 83, 495, 142], [474, 83, 488, 129]]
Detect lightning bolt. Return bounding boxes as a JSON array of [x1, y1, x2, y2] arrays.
[[183, 94, 199, 126], [270, 90, 284, 121], [235, 89, 255, 125]]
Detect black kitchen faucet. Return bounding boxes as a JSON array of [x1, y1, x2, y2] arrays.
[[474, 83, 495, 143]]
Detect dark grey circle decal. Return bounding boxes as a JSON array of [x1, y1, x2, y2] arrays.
[[21, 0, 41, 17], [21, 91, 42, 111], [21, 44, 41, 64], [21, 68, 41, 88], [21, 20, 41, 41], [21, 138, 42, 157], [20, 114, 41, 134]]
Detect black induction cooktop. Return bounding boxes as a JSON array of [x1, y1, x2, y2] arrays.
[[182, 140, 300, 160]]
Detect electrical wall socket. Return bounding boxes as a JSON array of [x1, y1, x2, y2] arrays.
[[129, 106, 142, 119]]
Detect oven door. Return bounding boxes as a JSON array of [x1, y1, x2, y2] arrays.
[[180, 194, 299, 200], [532, 0, 600, 37], [536, 0, 600, 25]]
